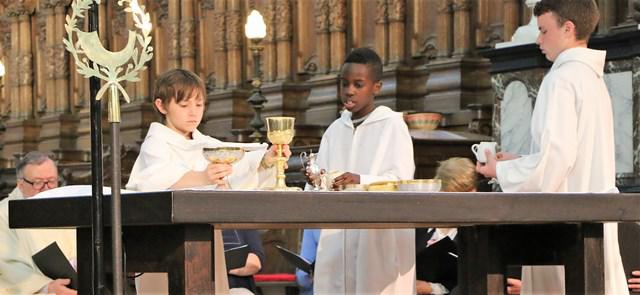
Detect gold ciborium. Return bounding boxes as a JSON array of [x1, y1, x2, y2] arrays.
[[266, 116, 301, 191], [203, 147, 245, 188]]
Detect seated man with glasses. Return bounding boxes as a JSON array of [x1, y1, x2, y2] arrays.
[[0, 151, 77, 295]]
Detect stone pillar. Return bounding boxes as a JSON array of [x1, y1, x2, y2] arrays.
[[452, 0, 472, 57], [502, 0, 520, 42], [167, 0, 180, 69], [388, 0, 405, 64], [38, 0, 83, 163], [315, 0, 330, 75], [213, 3, 227, 89], [375, 0, 388, 65], [275, 0, 292, 81], [180, 0, 196, 71], [225, 0, 243, 87], [329, 0, 346, 72], [437, 0, 453, 58], [264, 0, 277, 83], [4, 1, 40, 160]]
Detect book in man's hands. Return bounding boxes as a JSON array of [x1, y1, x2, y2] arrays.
[[225, 244, 250, 271], [32, 242, 78, 290], [275, 245, 314, 274]]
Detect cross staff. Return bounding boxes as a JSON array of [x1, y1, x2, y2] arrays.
[[64, 0, 153, 293]]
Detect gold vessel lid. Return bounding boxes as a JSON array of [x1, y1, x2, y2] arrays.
[[367, 181, 398, 191], [399, 179, 441, 185]]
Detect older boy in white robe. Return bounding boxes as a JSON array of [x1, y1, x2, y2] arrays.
[[477, 1, 628, 294], [312, 48, 416, 295]]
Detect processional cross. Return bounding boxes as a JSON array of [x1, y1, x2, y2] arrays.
[[63, 0, 153, 293]]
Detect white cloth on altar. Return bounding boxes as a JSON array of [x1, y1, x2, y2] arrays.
[[126, 122, 275, 191], [496, 47, 628, 295], [313, 106, 416, 295], [0, 188, 76, 294]]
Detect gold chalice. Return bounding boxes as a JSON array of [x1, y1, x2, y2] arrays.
[[203, 147, 245, 188], [266, 116, 301, 191]]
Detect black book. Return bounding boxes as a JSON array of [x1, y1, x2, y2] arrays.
[[619, 222, 640, 281], [416, 236, 458, 291], [32, 242, 78, 290], [275, 245, 314, 274], [225, 244, 250, 271]]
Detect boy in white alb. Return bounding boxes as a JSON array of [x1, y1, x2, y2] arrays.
[[126, 69, 282, 192], [127, 69, 288, 295], [311, 48, 416, 295], [477, 1, 628, 294]]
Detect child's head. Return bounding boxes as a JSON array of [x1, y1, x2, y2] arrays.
[[435, 157, 476, 192], [534, 0, 599, 62], [153, 69, 206, 138], [340, 47, 383, 119]]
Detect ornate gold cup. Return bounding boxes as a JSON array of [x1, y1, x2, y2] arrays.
[[266, 116, 301, 191], [203, 147, 245, 188]]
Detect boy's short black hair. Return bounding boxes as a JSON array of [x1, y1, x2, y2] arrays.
[[534, 0, 599, 41], [343, 47, 383, 82], [153, 69, 206, 116]]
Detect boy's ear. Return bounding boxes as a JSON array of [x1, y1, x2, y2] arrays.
[[373, 80, 383, 95], [154, 98, 167, 115], [563, 20, 577, 38]]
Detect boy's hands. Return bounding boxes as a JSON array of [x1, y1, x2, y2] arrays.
[[629, 270, 640, 292], [262, 144, 291, 169], [506, 278, 521, 295], [206, 163, 232, 185], [48, 279, 77, 295], [332, 172, 360, 190], [476, 150, 498, 178]]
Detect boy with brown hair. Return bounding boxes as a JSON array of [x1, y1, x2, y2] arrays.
[[476, 0, 628, 294]]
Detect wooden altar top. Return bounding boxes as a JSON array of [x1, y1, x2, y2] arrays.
[[9, 191, 640, 229]]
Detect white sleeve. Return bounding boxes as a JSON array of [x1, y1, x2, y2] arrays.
[[0, 205, 52, 294], [496, 77, 578, 192], [429, 282, 450, 294], [360, 118, 415, 184], [227, 149, 275, 190], [127, 138, 190, 191]]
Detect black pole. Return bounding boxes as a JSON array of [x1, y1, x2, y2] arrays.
[[88, 1, 105, 294], [110, 105, 124, 294]]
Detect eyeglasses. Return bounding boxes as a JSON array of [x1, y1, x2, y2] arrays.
[[21, 177, 58, 190]]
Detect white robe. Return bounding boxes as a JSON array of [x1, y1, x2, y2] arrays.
[[496, 47, 628, 295], [126, 122, 276, 191], [313, 106, 416, 295], [0, 188, 76, 294]]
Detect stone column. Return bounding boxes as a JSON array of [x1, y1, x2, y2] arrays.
[[53, 2, 69, 113], [275, 0, 292, 81], [263, 0, 277, 82], [388, 0, 406, 64], [180, 0, 196, 71], [4, 1, 40, 160], [452, 0, 472, 57], [315, 0, 330, 75], [225, 0, 243, 87], [213, 2, 227, 89], [36, 2, 52, 115], [40, 0, 81, 162], [375, 0, 388, 65], [199, 0, 216, 88], [436, 0, 453, 58], [329, 0, 346, 72], [502, 0, 520, 43], [167, 0, 180, 69]]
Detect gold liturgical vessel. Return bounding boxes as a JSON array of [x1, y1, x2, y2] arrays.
[[266, 116, 301, 191]]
